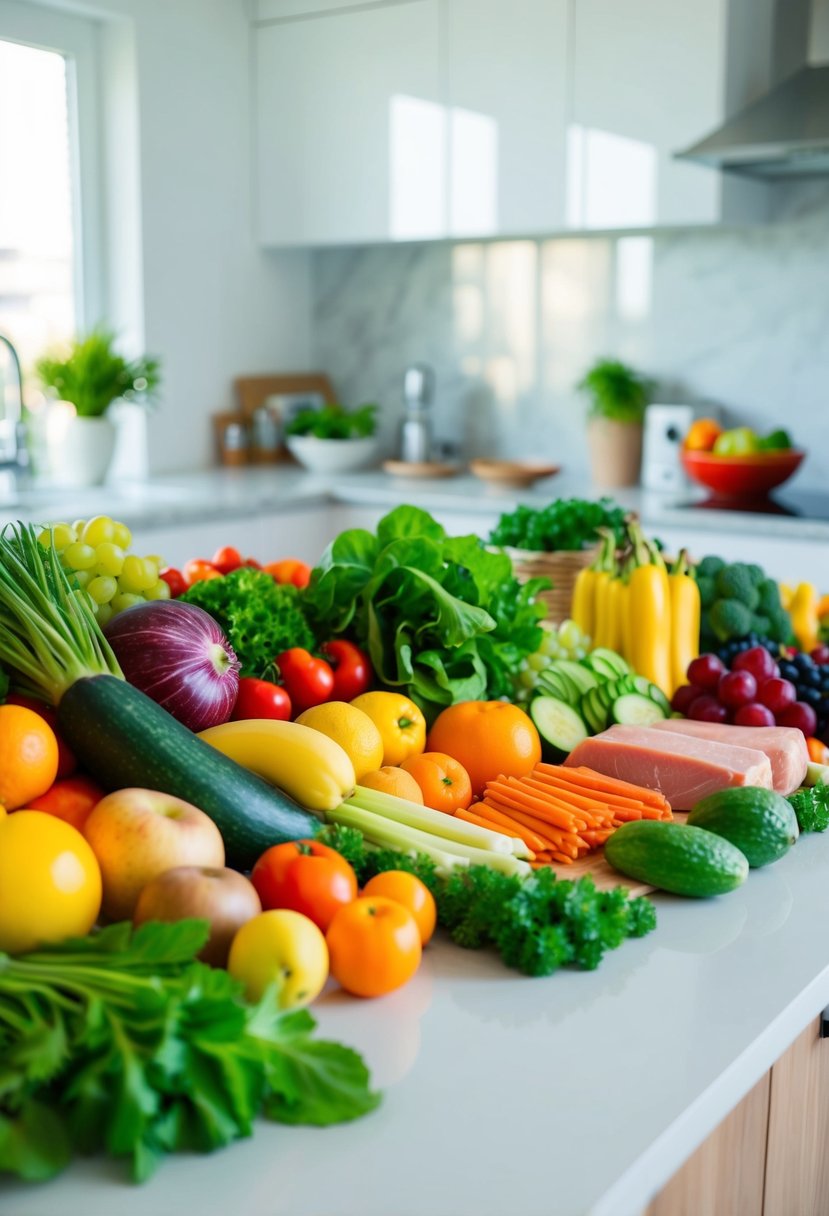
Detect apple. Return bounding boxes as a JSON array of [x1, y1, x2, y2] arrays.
[[134, 865, 262, 966], [83, 788, 225, 921]]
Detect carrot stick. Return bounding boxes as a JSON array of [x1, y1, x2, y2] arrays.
[[461, 804, 547, 853], [484, 782, 580, 830], [482, 801, 580, 851], [541, 763, 670, 810]]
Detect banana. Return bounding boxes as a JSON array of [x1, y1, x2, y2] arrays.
[[197, 719, 355, 812]]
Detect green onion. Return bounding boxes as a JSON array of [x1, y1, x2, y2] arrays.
[[0, 522, 122, 703]]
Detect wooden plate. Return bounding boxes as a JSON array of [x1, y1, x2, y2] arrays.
[[383, 459, 460, 479], [470, 459, 561, 489]]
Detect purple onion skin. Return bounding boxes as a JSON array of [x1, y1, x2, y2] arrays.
[[104, 600, 241, 732]]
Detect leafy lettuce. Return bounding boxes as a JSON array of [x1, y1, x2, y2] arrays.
[[305, 505, 547, 720]]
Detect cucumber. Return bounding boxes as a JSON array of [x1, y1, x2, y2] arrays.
[[549, 660, 598, 695], [686, 786, 799, 868], [536, 671, 576, 706], [57, 674, 320, 869], [611, 692, 667, 727], [530, 696, 588, 758], [585, 648, 630, 680], [580, 688, 608, 734], [605, 820, 749, 897]]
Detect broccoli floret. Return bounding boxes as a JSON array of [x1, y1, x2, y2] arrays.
[[709, 597, 753, 641], [766, 606, 795, 644], [697, 554, 726, 580], [696, 575, 717, 610], [751, 614, 771, 637], [746, 564, 766, 588], [715, 564, 760, 611], [758, 578, 782, 614]]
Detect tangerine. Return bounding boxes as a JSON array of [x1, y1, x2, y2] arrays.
[[400, 751, 472, 814], [0, 705, 60, 811], [426, 701, 541, 798], [359, 766, 425, 803]]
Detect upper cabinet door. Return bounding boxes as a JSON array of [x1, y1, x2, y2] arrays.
[[256, 1, 443, 246], [568, 0, 729, 228], [445, 0, 569, 238]]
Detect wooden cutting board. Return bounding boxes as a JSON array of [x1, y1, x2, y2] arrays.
[[548, 812, 688, 897]]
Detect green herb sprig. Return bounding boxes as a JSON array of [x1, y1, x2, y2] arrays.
[[286, 402, 377, 440], [35, 328, 161, 418], [488, 497, 627, 553], [789, 784, 829, 834], [577, 358, 652, 425]]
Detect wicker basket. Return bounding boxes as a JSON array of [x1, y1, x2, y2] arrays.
[[503, 545, 598, 623]]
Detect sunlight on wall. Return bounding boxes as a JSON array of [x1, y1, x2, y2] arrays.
[[450, 106, 498, 236], [389, 94, 446, 239], [615, 236, 654, 322], [566, 123, 657, 230]]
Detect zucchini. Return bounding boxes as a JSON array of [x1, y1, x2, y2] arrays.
[[687, 786, 799, 868], [530, 696, 588, 758], [57, 675, 319, 869], [605, 820, 749, 897], [611, 692, 666, 727]]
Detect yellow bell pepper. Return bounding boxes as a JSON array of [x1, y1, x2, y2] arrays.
[[789, 582, 819, 652], [669, 551, 700, 695], [779, 583, 795, 611]]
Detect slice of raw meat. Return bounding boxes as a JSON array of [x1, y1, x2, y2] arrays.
[[563, 724, 773, 810], [648, 720, 807, 796]]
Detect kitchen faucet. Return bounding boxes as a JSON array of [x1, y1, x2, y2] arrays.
[[0, 332, 25, 471]]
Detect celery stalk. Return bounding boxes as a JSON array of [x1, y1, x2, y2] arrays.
[[350, 785, 515, 855], [325, 804, 469, 873]]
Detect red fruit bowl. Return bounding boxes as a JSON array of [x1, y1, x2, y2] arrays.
[[681, 448, 805, 499]]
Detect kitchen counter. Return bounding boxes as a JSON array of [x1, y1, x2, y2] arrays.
[[4, 830, 829, 1216]]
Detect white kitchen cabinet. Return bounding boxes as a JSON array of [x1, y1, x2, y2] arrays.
[[567, 0, 771, 229], [256, 0, 393, 18], [255, 1, 443, 246], [445, 0, 569, 238]]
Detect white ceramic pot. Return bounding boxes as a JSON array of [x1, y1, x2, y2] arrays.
[[286, 435, 379, 474], [44, 405, 117, 488]]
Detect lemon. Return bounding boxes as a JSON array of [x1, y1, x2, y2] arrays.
[[349, 691, 427, 767], [295, 701, 384, 781]]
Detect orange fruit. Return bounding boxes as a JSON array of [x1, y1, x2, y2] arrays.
[[359, 766, 424, 803], [0, 705, 60, 811], [350, 692, 426, 767], [684, 418, 723, 452], [426, 701, 541, 798], [326, 896, 421, 998], [363, 871, 437, 945], [295, 701, 383, 781], [400, 751, 472, 814]]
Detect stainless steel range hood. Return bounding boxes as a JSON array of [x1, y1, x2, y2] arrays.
[[676, 0, 829, 178]]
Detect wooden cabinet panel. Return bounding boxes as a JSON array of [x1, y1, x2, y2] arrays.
[[764, 1017, 829, 1216]]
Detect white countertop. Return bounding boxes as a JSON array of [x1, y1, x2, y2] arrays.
[[4, 830, 829, 1216]]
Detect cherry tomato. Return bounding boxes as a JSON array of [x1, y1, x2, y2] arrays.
[[4, 693, 76, 778], [244, 557, 262, 570], [326, 896, 422, 998], [182, 558, 222, 587], [251, 839, 357, 931], [264, 558, 312, 589], [26, 774, 105, 832], [363, 871, 436, 945], [274, 648, 335, 714], [211, 545, 243, 574], [321, 639, 372, 701], [159, 566, 188, 598], [231, 677, 292, 722]]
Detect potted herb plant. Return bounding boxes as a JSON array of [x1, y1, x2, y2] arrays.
[[35, 328, 160, 487], [578, 358, 652, 488], [285, 402, 379, 473]]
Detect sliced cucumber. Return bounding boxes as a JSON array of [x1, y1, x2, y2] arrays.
[[611, 692, 667, 727], [537, 671, 577, 706], [549, 660, 599, 695], [585, 648, 630, 680], [631, 675, 672, 715], [530, 696, 588, 758], [581, 688, 609, 734]]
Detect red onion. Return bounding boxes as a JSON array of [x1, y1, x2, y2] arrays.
[[104, 600, 240, 731]]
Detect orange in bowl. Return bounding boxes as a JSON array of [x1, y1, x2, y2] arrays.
[[683, 418, 722, 452]]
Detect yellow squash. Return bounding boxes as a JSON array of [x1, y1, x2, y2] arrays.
[[669, 551, 700, 694], [571, 566, 598, 640], [789, 582, 819, 652], [627, 524, 672, 697]]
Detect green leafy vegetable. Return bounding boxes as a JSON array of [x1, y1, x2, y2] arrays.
[[317, 825, 656, 976], [305, 505, 547, 719], [488, 497, 627, 553], [0, 920, 379, 1183], [181, 567, 315, 678], [286, 403, 377, 439], [788, 784, 829, 833]]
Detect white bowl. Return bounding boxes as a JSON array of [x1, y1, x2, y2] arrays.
[[286, 435, 379, 474]]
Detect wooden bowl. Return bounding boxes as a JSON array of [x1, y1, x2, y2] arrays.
[[469, 459, 561, 489]]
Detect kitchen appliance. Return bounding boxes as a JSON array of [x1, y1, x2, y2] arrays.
[[641, 405, 695, 492], [398, 363, 434, 463]]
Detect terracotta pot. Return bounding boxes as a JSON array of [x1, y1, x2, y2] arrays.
[[587, 418, 643, 488]]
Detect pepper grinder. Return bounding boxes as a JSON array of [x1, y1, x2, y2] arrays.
[[399, 363, 434, 463]]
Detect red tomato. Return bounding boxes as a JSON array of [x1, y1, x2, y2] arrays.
[[244, 557, 262, 570], [211, 545, 244, 574], [321, 639, 372, 701], [231, 677, 292, 721], [4, 693, 76, 778], [182, 559, 222, 587], [159, 566, 188, 598], [264, 558, 312, 590], [274, 648, 335, 714], [251, 839, 357, 931], [26, 774, 105, 832]]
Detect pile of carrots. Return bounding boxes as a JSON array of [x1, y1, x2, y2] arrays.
[[459, 763, 673, 868]]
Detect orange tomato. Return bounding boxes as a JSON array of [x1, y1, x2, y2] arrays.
[[426, 700, 542, 798], [684, 418, 723, 453], [359, 766, 424, 803], [182, 558, 222, 587], [363, 871, 436, 945], [264, 558, 312, 589], [26, 775, 106, 832], [326, 896, 422, 998], [0, 705, 59, 812], [400, 751, 472, 813]]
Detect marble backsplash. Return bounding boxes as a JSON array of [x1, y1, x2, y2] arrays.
[[311, 182, 829, 490]]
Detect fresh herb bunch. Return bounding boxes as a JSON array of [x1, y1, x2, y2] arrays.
[[286, 403, 377, 440], [35, 328, 161, 418], [577, 358, 652, 425], [305, 505, 547, 720], [318, 825, 656, 976], [0, 919, 379, 1184], [181, 567, 315, 678], [488, 497, 627, 553], [788, 784, 829, 833]]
